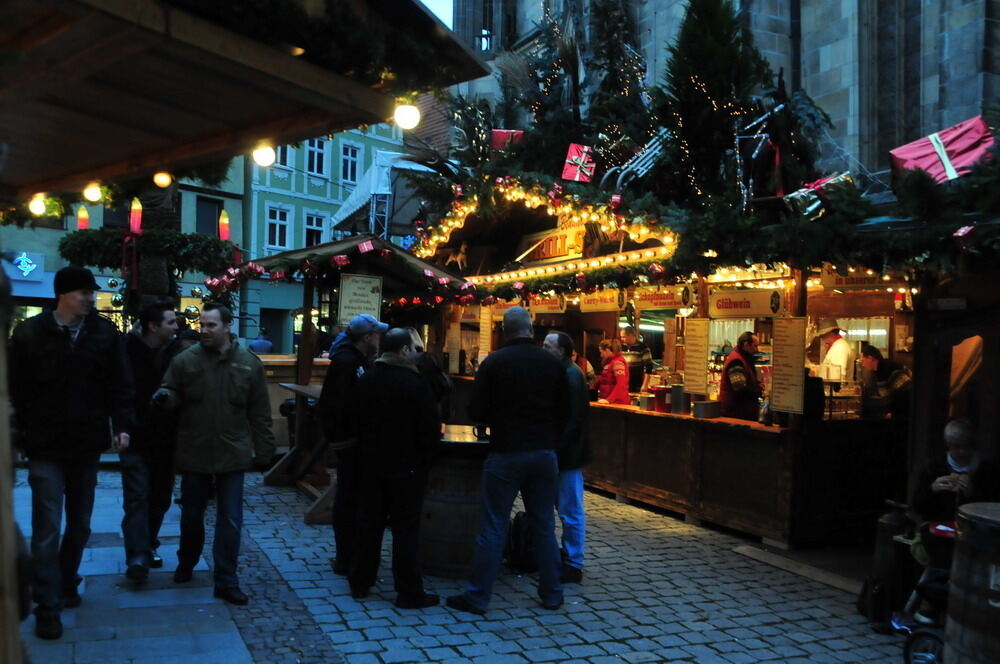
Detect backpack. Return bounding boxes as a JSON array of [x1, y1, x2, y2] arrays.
[[856, 575, 892, 633], [504, 511, 537, 572]]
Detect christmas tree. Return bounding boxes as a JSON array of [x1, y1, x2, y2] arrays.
[[653, 0, 773, 203]]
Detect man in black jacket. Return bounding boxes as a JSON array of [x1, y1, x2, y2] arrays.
[[120, 300, 180, 583], [9, 266, 134, 639], [447, 307, 568, 615], [348, 328, 441, 608], [318, 313, 387, 575]]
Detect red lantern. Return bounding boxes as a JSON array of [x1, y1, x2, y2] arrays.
[[358, 240, 375, 253], [270, 270, 286, 280], [434, 295, 445, 304], [647, 263, 665, 277], [482, 296, 497, 306], [397, 297, 408, 305], [437, 277, 450, 285], [459, 294, 475, 305], [412, 297, 423, 305], [513, 281, 525, 291], [332, 255, 350, 267], [461, 281, 475, 290], [574, 272, 588, 290], [423, 269, 436, 278], [301, 259, 318, 276], [610, 194, 622, 210]]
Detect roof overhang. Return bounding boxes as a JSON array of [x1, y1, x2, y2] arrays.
[[255, 234, 466, 291], [0, 0, 486, 204]]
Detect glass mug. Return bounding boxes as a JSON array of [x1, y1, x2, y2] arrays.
[[472, 425, 489, 440]]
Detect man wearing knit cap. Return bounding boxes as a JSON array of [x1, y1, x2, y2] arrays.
[[318, 313, 388, 575], [9, 266, 135, 639]]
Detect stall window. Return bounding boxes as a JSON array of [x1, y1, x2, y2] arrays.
[[838, 317, 890, 356]]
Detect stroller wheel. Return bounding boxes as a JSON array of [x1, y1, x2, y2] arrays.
[[903, 628, 944, 664]]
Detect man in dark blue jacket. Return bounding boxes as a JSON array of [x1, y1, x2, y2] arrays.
[[349, 328, 441, 608], [9, 266, 134, 639], [543, 331, 591, 583], [318, 314, 387, 575], [447, 307, 568, 615]]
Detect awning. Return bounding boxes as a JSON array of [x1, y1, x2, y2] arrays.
[[0, 0, 487, 204], [332, 151, 437, 232], [254, 234, 465, 292]]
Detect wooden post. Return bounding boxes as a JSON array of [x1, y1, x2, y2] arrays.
[[788, 267, 808, 432], [696, 276, 709, 318], [0, 331, 25, 663]]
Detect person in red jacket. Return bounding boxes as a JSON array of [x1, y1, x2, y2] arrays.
[[719, 331, 763, 421], [594, 339, 631, 404]]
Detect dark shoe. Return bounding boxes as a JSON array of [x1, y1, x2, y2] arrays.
[[35, 614, 63, 640], [540, 598, 564, 610], [214, 586, 249, 606], [350, 584, 369, 599], [395, 592, 440, 609], [446, 594, 484, 615], [150, 550, 164, 569], [561, 564, 583, 584], [62, 590, 82, 609], [173, 567, 193, 583], [330, 557, 350, 576], [126, 563, 149, 583]]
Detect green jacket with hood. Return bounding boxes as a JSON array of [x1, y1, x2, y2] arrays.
[[160, 339, 275, 474]]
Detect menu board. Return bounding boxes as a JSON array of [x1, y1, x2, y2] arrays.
[[478, 305, 493, 358], [337, 274, 382, 324], [771, 317, 807, 414], [447, 320, 461, 374], [580, 289, 621, 312], [708, 289, 786, 318], [684, 318, 710, 396]]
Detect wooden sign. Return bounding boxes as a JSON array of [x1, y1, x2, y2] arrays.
[[447, 320, 461, 374], [771, 317, 807, 414], [708, 289, 786, 318], [337, 273, 382, 324], [635, 285, 693, 310], [461, 305, 480, 322], [684, 318, 710, 396], [580, 289, 621, 312], [819, 263, 883, 289], [517, 226, 586, 265], [491, 299, 522, 320], [529, 295, 566, 314]]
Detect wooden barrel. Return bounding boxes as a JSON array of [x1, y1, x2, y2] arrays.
[[418, 438, 487, 579], [945, 502, 1000, 664]]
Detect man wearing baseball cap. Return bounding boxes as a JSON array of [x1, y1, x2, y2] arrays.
[[9, 266, 134, 639], [318, 314, 388, 576]]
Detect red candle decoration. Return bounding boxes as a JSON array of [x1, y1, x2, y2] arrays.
[[437, 277, 450, 285], [76, 206, 89, 230], [332, 254, 351, 267], [218, 210, 231, 241], [128, 198, 143, 235], [357, 240, 375, 253]]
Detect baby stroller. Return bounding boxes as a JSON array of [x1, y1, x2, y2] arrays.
[[889, 521, 956, 664]]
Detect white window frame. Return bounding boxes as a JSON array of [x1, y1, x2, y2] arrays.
[[306, 138, 328, 177], [266, 206, 290, 250], [275, 144, 293, 169], [304, 211, 326, 247], [340, 142, 361, 187]]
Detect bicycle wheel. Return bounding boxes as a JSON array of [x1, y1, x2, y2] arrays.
[[903, 628, 944, 664]]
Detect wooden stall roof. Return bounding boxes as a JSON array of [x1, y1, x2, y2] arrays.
[[0, 0, 488, 204], [255, 234, 467, 292]]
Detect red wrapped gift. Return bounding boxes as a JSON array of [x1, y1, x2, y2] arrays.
[[562, 143, 596, 182], [491, 129, 524, 151], [889, 116, 994, 184]]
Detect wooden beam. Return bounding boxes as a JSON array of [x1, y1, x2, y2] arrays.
[[12, 107, 354, 198], [75, 0, 392, 119]]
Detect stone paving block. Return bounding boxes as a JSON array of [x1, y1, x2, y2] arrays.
[[117, 586, 218, 609]]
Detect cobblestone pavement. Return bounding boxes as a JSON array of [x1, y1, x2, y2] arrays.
[[16, 470, 902, 663]]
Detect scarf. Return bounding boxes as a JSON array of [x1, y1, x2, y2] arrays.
[[376, 352, 419, 373], [947, 453, 981, 474]]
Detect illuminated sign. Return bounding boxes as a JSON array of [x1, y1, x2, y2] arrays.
[[4, 251, 45, 282], [708, 289, 786, 318], [580, 289, 621, 312], [517, 226, 586, 265], [819, 263, 883, 289], [635, 286, 692, 310]]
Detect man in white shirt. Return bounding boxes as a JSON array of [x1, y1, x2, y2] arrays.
[[816, 318, 854, 382]]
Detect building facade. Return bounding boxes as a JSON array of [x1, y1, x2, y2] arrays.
[[1, 159, 246, 334], [241, 124, 406, 353], [453, 0, 999, 179]]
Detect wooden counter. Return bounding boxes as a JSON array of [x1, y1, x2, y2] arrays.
[[585, 403, 898, 548]]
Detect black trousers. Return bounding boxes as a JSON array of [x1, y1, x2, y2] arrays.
[[332, 448, 360, 569], [349, 469, 426, 598], [120, 446, 175, 567]]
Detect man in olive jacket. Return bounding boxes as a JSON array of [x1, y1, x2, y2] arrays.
[[156, 303, 275, 606]]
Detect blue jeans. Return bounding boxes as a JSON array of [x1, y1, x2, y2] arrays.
[[557, 469, 585, 569], [178, 472, 244, 588], [463, 450, 562, 611], [27, 454, 100, 617]]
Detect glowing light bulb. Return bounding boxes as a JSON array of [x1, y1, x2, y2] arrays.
[[252, 146, 276, 167], [393, 104, 421, 129], [153, 172, 173, 188], [82, 182, 102, 203], [28, 194, 46, 216]]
